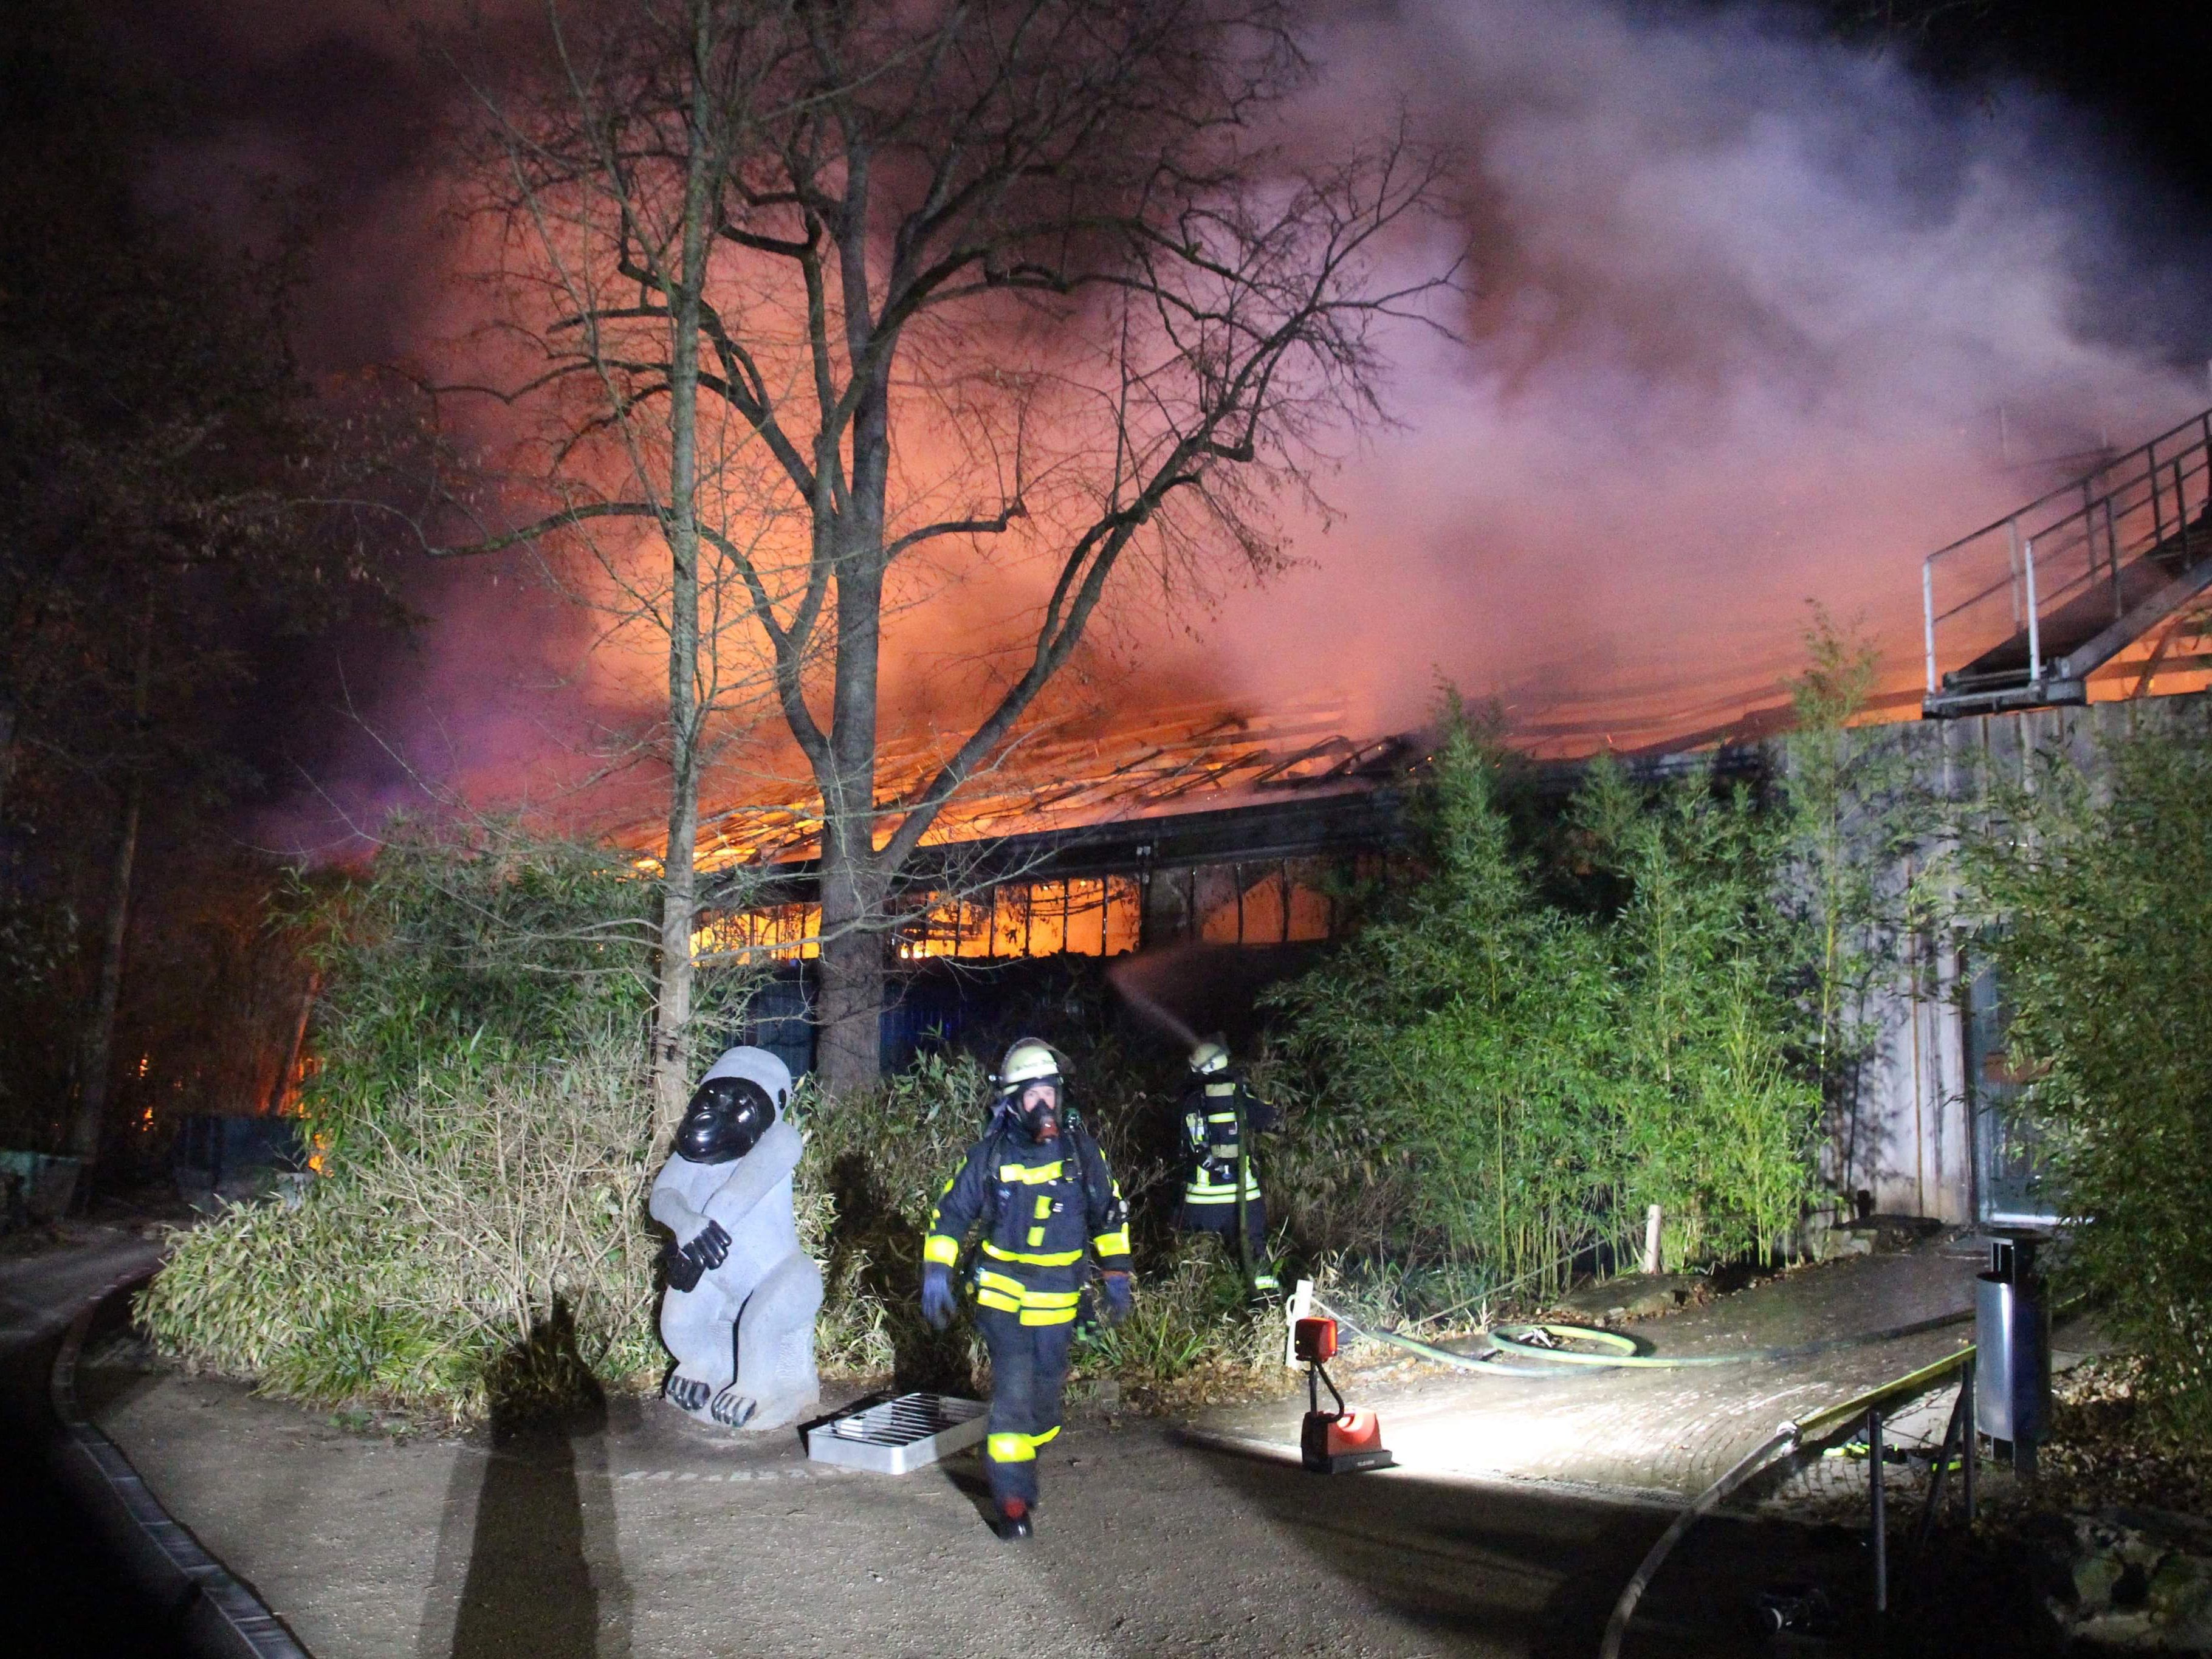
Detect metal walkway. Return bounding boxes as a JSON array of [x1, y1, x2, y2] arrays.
[[1922, 407, 2212, 717]]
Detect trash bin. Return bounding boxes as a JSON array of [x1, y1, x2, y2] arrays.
[[1975, 1229, 2050, 1468]]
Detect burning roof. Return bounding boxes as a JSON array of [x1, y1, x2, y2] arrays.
[[650, 699, 1414, 877]]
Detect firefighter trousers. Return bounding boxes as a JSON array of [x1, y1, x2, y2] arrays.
[[975, 1305, 1073, 1511], [1178, 1191, 1269, 1260]]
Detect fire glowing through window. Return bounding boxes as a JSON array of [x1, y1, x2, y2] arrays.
[[691, 859, 1350, 964]]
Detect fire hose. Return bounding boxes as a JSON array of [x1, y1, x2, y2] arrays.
[[1311, 1299, 1976, 1375]]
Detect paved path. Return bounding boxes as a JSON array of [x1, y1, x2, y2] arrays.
[[0, 1223, 184, 1654], [86, 1364, 1870, 1659], [1207, 1237, 1994, 1505], [66, 1234, 2051, 1658]]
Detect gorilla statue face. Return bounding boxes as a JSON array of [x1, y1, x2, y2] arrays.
[[677, 1076, 777, 1164]]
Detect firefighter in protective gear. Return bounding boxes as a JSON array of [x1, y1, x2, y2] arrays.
[[920, 1038, 1132, 1540], [1176, 1040, 1279, 1295]]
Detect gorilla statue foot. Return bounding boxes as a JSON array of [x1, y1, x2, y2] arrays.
[[665, 1372, 713, 1413], [708, 1386, 759, 1428]]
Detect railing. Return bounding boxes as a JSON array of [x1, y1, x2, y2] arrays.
[[1923, 408, 2212, 699]]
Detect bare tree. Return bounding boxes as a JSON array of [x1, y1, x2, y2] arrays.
[[426, 0, 1455, 1101]]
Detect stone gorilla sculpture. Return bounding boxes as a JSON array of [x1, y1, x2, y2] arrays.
[[648, 1046, 822, 1429]]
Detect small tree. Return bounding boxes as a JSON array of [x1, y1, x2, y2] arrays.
[[1576, 760, 1818, 1265], [423, 0, 1456, 1106], [1777, 605, 1926, 1200], [1269, 701, 1615, 1288], [0, 2, 408, 1173], [1270, 696, 1821, 1290]]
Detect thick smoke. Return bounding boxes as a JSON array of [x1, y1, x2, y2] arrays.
[[156, 0, 2212, 842], [1164, 0, 2211, 750]]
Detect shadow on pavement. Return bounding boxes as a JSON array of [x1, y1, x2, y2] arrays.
[[5, 1436, 201, 1655], [424, 1301, 633, 1658], [1179, 1443, 1875, 1657]]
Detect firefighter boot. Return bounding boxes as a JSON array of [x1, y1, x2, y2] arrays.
[[992, 1498, 1034, 1540]]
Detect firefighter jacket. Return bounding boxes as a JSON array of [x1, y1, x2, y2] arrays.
[[923, 1122, 1132, 1327], [1180, 1076, 1277, 1206]]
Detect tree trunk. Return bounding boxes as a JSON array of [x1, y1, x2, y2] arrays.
[[70, 618, 153, 1175], [815, 506, 890, 1099], [816, 852, 887, 1099], [265, 970, 320, 1116], [650, 67, 714, 1135], [653, 782, 701, 1130], [71, 763, 143, 1170]]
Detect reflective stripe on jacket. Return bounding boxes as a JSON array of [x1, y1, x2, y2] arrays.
[[922, 1122, 1131, 1325], [1180, 1077, 1273, 1203]]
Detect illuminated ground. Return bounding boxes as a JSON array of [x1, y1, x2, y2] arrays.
[[35, 1234, 2083, 1657], [80, 1362, 1866, 1658], [1205, 1240, 1993, 1504]]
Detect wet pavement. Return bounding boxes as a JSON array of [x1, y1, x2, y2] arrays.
[[1207, 1235, 1999, 1504]]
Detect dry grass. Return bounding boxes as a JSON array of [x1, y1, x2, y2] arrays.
[[140, 1026, 665, 1423]]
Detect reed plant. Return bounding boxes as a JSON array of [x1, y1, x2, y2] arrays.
[[141, 820, 753, 1420], [1955, 716, 2212, 1435], [1267, 692, 1822, 1298]]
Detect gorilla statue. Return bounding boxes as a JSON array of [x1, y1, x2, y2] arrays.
[[648, 1046, 822, 1430]]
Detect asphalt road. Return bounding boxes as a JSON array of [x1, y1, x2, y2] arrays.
[[0, 1224, 187, 1655]]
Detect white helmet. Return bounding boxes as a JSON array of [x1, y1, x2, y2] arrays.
[[1189, 1039, 1231, 1076], [995, 1037, 1066, 1093]]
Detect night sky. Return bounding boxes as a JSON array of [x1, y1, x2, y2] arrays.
[[75, 0, 2212, 839]]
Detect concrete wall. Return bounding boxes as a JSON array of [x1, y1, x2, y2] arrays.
[[1807, 690, 2211, 1223]]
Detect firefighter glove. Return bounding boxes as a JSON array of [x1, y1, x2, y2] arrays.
[[1099, 1269, 1133, 1325], [921, 1262, 957, 1331]]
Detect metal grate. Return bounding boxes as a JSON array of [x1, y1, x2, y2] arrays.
[[805, 1391, 989, 1475]]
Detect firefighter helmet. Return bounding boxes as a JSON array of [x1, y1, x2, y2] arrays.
[[1189, 1039, 1231, 1076], [995, 1037, 1066, 1093], [994, 1037, 1066, 1142]]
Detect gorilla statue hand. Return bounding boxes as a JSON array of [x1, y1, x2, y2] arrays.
[[684, 1218, 732, 1271], [921, 1262, 957, 1331], [1099, 1269, 1133, 1325]]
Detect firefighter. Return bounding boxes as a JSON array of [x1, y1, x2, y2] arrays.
[[920, 1038, 1132, 1540], [1175, 1039, 1279, 1295]]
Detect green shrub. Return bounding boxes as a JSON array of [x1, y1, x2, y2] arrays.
[[1576, 758, 1820, 1266], [142, 1024, 675, 1421], [1268, 702, 1617, 1292], [1266, 694, 1820, 1298], [141, 821, 744, 1420], [1958, 719, 2212, 1434]]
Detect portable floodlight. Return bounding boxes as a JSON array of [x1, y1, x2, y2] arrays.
[[1297, 1315, 1392, 1474]]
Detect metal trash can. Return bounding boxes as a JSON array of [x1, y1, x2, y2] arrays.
[[1975, 1230, 2050, 1469]]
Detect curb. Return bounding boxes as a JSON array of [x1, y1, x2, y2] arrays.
[[47, 1264, 312, 1659]]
